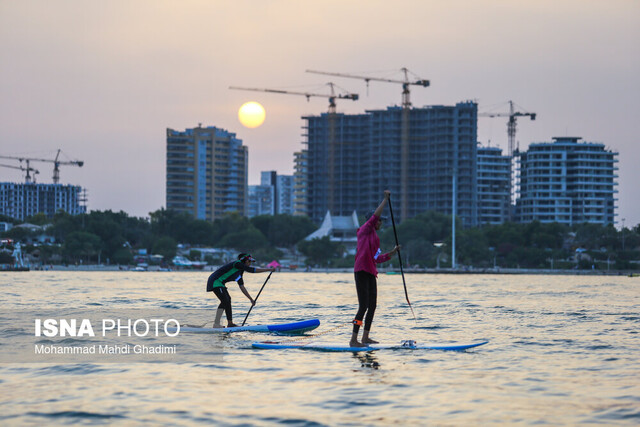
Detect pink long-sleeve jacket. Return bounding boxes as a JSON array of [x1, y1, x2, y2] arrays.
[[354, 214, 391, 277]]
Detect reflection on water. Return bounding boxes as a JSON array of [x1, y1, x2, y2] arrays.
[[354, 353, 381, 370], [0, 271, 639, 425]]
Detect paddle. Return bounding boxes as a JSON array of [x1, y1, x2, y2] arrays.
[[387, 195, 417, 321], [241, 271, 273, 326]]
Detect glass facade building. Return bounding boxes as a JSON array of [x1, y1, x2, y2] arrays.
[[293, 150, 308, 217], [248, 185, 274, 217], [166, 125, 248, 220], [516, 137, 618, 225], [477, 146, 511, 225]]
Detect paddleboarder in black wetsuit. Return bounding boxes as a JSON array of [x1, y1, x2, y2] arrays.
[[207, 253, 274, 328]]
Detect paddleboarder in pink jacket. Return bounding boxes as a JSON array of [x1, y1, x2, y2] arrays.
[[350, 190, 400, 347]]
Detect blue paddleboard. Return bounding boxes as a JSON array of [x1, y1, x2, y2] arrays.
[[169, 319, 320, 334]]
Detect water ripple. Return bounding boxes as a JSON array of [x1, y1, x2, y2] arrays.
[[0, 272, 638, 426]]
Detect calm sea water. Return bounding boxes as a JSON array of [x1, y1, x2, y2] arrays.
[[0, 271, 638, 425]]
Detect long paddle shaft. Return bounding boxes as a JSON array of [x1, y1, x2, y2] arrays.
[[241, 271, 273, 326], [387, 196, 417, 321]]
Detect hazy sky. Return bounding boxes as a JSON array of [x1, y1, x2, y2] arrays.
[[1, 1, 638, 226]]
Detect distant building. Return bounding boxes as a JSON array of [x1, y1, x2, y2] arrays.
[[0, 182, 85, 221], [305, 210, 360, 255], [248, 185, 273, 217], [293, 150, 308, 216], [304, 112, 370, 223], [477, 145, 511, 224], [166, 125, 248, 220], [516, 137, 618, 225], [260, 171, 294, 215], [12, 223, 55, 244], [303, 103, 478, 226], [260, 171, 277, 188], [275, 175, 294, 215]]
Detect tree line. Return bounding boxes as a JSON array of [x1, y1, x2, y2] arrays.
[[1, 209, 638, 270], [298, 211, 639, 270], [375, 212, 639, 270], [0, 209, 316, 266]]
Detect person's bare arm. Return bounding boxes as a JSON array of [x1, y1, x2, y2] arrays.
[[238, 285, 255, 306], [373, 190, 391, 218]]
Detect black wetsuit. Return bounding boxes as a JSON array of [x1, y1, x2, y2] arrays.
[[207, 261, 256, 323], [354, 271, 377, 332]]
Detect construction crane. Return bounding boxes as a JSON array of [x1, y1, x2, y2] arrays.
[[229, 83, 359, 113], [0, 149, 84, 184], [230, 83, 359, 216], [479, 100, 536, 158], [0, 162, 40, 183], [479, 101, 536, 217], [306, 68, 430, 221], [306, 68, 429, 108]]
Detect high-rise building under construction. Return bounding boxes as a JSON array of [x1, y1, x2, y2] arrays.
[[166, 125, 248, 220], [0, 182, 85, 220], [303, 102, 479, 226]]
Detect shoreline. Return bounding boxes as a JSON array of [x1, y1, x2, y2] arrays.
[[12, 264, 639, 276]]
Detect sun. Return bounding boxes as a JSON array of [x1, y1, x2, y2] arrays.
[[238, 101, 266, 128]]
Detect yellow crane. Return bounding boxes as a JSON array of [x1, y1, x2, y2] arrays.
[[306, 68, 430, 221], [0, 149, 83, 184]]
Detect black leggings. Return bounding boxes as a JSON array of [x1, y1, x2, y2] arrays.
[[353, 271, 377, 332], [213, 287, 233, 322]]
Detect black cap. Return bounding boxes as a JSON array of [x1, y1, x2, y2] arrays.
[[238, 253, 256, 262]]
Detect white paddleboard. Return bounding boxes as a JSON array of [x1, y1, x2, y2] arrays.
[[252, 339, 488, 352]]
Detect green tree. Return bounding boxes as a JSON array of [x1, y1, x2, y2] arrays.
[[149, 208, 194, 242], [298, 236, 342, 267], [62, 231, 102, 263], [219, 228, 269, 250], [152, 236, 178, 259], [0, 252, 14, 264], [49, 211, 80, 242], [111, 248, 133, 265], [251, 214, 317, 248], [457, 227, 489, 266], [184, 220, 215, 245], [376, 211, 453, 267], [573, 222, 607, 250], [84, 211, 125, 259], [403, 238, 433, 266], [0, 214, 16, 223], [38, 245, 61, 264], [250, 215, 271, 240], [189, 249, 202, 261], [380, 211, 451, 248], [25, 213, 50, 226], [277, 214, 317, 246], [252, 247, 285, 264], [211, 212, 255, 244], [3, 226, 35, 242]]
